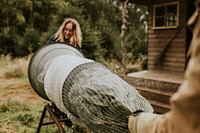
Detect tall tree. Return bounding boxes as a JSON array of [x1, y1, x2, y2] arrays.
[[120, 0, 129, 74]]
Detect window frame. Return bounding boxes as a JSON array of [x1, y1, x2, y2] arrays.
[[152, 1, 179, 29]]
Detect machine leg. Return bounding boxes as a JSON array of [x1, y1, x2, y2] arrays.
[[36, 105, 47, 133], [36, 104, 72, 133]]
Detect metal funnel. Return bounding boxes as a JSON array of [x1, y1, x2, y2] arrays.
[[28, 43, 84, 100]]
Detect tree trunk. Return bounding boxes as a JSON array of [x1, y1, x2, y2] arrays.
[[120, 0, 129, 74]]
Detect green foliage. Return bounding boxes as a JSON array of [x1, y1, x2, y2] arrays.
[[0, 100, 46, 133], [141, 55, 148, 70], [14, 112, 34, 125], [0, 0, 148, 72], [0, 99, 90, 133], [20, 28, 40, 54]]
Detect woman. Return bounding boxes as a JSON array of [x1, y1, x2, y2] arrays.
[[48, 18, 82, 49]]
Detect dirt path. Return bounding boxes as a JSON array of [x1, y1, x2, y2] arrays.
[[0, 78, 45, 104]]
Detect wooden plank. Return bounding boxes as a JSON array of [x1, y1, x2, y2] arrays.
[[148, 43, 185, 48], [148, 52, 185, 58], [148, 57, 185, 63], [148, 47, 185, 53], [148, 61, 185, 67], [136, 86, 173, 104], [148, 65, 185, 73]]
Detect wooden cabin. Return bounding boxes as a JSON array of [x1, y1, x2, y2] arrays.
[[121, 0, 195, 113]]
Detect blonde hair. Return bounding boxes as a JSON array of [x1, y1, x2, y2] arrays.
[[55, 18, 82, 47]]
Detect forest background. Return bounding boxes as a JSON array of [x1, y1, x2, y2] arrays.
[[0, 0, 148, 73], [0, 0, 148, 132]]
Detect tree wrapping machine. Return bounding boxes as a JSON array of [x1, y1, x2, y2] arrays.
[[28, 43, 153, 133]]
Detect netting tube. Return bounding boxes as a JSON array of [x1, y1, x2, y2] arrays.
[[42, 55, 154, 133]]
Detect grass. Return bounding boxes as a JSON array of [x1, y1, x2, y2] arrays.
[[0, 55, 61, 133], [0, 55, 91, 133], [0, 99, 66, 133], [0, 100, 39, 133], [0, 54, 144, 133], [0, 55, 29, 79]]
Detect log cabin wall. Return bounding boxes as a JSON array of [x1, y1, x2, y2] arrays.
[[147, 0, 187, 73]]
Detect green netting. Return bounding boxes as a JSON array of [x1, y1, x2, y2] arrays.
[[62, 62, 153, 133]]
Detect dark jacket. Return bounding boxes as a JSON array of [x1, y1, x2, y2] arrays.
[[47, 34, 82, 51], [47, 34, 57, 44]]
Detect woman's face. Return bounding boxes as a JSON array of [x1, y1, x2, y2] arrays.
[[63, 22, 74, 41]]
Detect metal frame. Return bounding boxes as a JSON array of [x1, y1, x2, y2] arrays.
[[36, 103, 72, 133]]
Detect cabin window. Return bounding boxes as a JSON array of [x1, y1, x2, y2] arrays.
[[153, 2, 179, 29]]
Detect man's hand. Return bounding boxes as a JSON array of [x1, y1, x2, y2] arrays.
[[128, 113, 159, 133]]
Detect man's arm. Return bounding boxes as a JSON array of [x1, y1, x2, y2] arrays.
[[128, 1, 200, 133]]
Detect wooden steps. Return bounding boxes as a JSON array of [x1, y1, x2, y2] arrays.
[[122, 70, 184, 114], [137, 86, 173, 104]]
